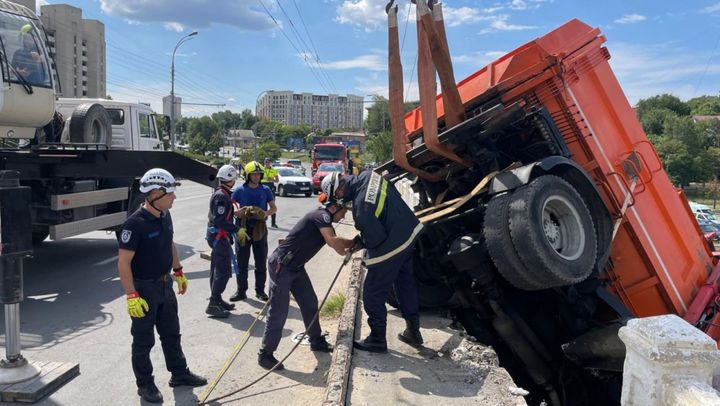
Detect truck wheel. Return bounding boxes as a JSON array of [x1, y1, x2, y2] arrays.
[[32, 226, 49, 245], [69, 103, 112, 146], [484, 192, 547, 290], [508, 175, 597, 286]]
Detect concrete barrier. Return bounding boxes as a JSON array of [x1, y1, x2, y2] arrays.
[[618, 314, 720, 406], [323, 258, 364, 406]]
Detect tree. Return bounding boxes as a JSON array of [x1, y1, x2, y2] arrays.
[[687, 95, 720, 116], [651, 135, 699, 187], [256, 139, 281, 161], [240, 109, 259, 129], [366, 131, 393, 163], [639, 108, 677, 136], [187, 116, 220, 154], [636, 94, 691, 118], [365, 96, 391, 135]]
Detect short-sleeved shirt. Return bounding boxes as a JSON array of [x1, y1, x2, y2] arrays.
[[118, 207, 174, 280], [232, 183, 274, 227], [275, 208, 334, 268], [263, 166, 278, 182]]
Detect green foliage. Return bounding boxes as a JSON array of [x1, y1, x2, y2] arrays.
[[255, 139, 281, 161], [636, 94, 691, 118], [320, 292, 346, 318], [187, 116, 220, 154], [687, 95, 720, 116], [366, 131, 393, 163], [365, 95, 391, 135], [640, 108, 677, 136]]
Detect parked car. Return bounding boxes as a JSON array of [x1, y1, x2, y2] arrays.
[[286, 159, 306, 175], [696, 212, 720, 225], [312, 162, 345, 193], [276, 167, 313, 197], [698, 219, 720, 241]]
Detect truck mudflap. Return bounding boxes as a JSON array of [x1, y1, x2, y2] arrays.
[[0, 148, 218, 186]]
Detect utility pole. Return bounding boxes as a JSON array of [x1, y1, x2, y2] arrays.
[[170, 31, 198, 152]]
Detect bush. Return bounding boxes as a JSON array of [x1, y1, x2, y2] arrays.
[[320, 292, 346, 318]]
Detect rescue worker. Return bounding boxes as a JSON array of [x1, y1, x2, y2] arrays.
[[205, 164, 240, 318], [230, 161, 277, 302], [257, 197, 357, 369], [321, 171, 424, 353], [117, 168, 207, 403], [262, 158, 279, 228]]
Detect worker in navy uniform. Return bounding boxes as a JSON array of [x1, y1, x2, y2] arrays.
[[230, 161, 277, 302], [117, 168, 207, 404], [257, 197, 356, 370], [321, 171, 424, 353], [205, 164, 240, 318]]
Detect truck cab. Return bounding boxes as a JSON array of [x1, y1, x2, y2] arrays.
[[56, 98, 166, 151]]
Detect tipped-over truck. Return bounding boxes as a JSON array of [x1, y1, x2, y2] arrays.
[[0, 1, 217, 244], [380, 1, 720, 404]]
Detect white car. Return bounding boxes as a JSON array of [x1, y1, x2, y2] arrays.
[[276, 167, 313, 197]]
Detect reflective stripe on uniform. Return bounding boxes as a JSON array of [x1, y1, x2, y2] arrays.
[[374, 179, 388, 218], [364, 222, 423, 266]]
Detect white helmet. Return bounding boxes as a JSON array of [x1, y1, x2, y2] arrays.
[[217, 164, 238, 182], [321, 172, 343, 202], [139, 168, 179, 193]]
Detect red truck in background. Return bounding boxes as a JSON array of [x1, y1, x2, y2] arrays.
[[310, 143, 347, 174], [379, 1, 720, 404]]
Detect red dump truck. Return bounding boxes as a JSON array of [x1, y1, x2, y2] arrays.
[[380, 2, 720, 404]]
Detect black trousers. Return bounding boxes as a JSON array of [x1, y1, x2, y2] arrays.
[[363, 248, 419, 330], [235, 227, 268, 293], [209, 238, 233, 298], [131, 279, 188, 387]]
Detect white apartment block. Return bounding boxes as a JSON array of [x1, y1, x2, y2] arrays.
[[256, 91, 364, 131], [39, 4, 106, 98]]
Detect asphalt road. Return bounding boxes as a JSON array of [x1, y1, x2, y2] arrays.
[[0, 179, 349, 405]]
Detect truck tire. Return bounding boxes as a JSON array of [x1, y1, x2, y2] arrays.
[[508, 175, 597, 286], [32, 226, 49, 245], [69, 103, 112, 146], [484, 192, 548, 290]]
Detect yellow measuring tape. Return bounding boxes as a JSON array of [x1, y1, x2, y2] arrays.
[[197, 299, 270, 404]]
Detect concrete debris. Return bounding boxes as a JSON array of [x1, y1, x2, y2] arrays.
[[508, 386, 530, 397]]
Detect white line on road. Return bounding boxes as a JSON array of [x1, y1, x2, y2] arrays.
[[176, 193, 211, 203], [94, 256, 118, 266]]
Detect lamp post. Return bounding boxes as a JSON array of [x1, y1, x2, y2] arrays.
[[170, 31, 198, 151]]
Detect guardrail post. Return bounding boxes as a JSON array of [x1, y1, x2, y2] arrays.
[[618, 314, 720, 405]]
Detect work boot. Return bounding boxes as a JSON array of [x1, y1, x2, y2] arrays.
[[219, 298, 235, 310], [257, 350, 284, 370], [398, 315, 424, 347], [206, 297, 230, 318], [271, 222, 278, 228], [229, 290, 247, 302], [169, 369, 208, 387], [353, 327, 388, 353], [137, 383, 163, 403], [310, 336, 333, 353], [256, 290, 269, 301]]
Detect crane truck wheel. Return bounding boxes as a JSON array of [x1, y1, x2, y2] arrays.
[[508, 175, 597, 286], [484, 192, 550, 290], [68, 103, 112, 146]]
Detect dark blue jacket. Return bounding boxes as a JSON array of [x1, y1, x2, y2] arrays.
[[342, 171, 423, 266], [207, 187, 239, 244]]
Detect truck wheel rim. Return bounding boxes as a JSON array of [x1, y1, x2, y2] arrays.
[[541, 195, 585, 261]]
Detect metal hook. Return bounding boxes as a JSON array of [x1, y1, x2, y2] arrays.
[[385, 0, 395, 14]]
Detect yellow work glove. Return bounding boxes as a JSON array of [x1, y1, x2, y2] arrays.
[[127, 291, 149, 318], [236, 227, 249, 246], [173, 268, 188, 294]]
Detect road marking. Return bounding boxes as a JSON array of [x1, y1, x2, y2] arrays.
[[176, 193, 211, 202], [94, 256, 118, 266]]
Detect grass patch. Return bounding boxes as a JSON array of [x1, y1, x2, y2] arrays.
[[280, 151, 309, 161], [320, 292, 346, 318]]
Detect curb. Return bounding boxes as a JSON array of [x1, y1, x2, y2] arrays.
[[322, 258, 364, 406]]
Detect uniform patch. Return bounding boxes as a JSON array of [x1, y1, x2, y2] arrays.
[[120, 230, 132, 243], [322, 213, 332, 224], [217, 206, 225, 215], [364, 172, 382, 204]]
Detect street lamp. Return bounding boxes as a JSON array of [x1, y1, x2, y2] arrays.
[[170, 31, 198, 151]]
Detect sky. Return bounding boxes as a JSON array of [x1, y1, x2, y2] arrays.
[[34, 0, 720, 117]]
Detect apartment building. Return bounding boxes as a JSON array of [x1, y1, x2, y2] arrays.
[[256, 91, 364, 131]]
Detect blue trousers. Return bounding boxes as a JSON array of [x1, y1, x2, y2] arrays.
[[363, 247, 419, 330], [131, 279, 188, 387], [209, 238, 233, 298], [260, 252, 323, 353]]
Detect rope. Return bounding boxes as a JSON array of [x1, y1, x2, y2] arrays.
[[197, 252, 354, 405]]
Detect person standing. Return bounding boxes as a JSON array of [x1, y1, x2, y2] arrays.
[[205, 164, 240, 318], [257, 198, 356, 369], [230, 161, 277, 302], [117, 168, 207, 403], [321, 171, 424, 353], [262, 158, 279, 228]]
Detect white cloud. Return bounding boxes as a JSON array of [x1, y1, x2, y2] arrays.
[[99, 0, 275, 31], [480, 15, 537, 34], [508, 0, 552, 11], [443, 6, 489, 27], [454, 51, 507, 65], [701, 2, 720, 14], [608, 42, 720, 104], [614, 14, 647, 24], [36, 0, 50, 14], [228, 97, 236, 102], [164, 22, 185, 32], [301, 52, 386, 71], [335, 0, 387, 32]]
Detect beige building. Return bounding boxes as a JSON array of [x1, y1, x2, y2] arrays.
[[39, 4, 106, 98], [256, 91, 364, 131]]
